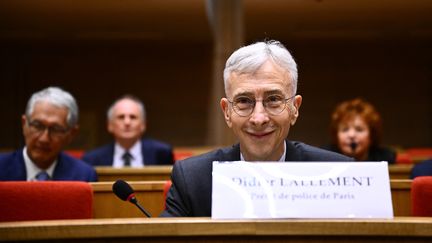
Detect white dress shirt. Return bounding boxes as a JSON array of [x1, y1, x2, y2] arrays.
[[112, 140, 144, 168], [23, 147, 57, 181]]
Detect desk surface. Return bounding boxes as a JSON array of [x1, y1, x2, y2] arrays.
[[388, 164, 413, 179], [95, 164, 414, 182], [96, 165, 172, 181], [1, 217, 432, 242]]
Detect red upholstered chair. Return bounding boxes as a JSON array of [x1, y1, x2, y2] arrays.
[[406, 148, 432, 163], [173, 151, 193, 162], [163, 180, 172, 209], [395, 152, 413, 164], [64, 149, 85, 159], [0, 181, 93, 222], [411, 176, 432, 216]]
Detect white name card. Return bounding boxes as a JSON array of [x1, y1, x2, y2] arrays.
[[212, 161, 393, 219]]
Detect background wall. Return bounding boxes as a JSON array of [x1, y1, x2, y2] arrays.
[[285, 39, 432, 148], [0, 0, 431, 151], [0, 40, 212, 149]]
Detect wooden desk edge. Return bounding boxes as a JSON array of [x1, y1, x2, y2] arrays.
[[95, 166, 172, 174], [2, 217, 432, 241], [90, 181, 166, 191], [390, 179, 412, 189]]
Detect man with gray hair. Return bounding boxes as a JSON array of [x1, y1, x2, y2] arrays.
[[0, 87, 97, 181], [161, 40, 351, 217], [82, 95, 174, 167]]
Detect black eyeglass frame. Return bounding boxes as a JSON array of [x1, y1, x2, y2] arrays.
[[26, 120, 70, 138]]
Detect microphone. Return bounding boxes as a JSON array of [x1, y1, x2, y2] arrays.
[[112, 179, 152, 217], [350, 142, 357, 153]]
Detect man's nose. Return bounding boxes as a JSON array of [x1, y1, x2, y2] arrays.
[[38, 129, 51, 142], [249, 101, 270, 125], [123, 117, 131, 124]]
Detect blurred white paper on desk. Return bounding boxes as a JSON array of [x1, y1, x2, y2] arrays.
[[211, 161, 393, 219]]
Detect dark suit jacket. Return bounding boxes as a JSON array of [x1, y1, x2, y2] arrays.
[[410, 159, 432, 179], [0, 148, 98, 182], [82, 138, 174, 166], [161, 140, 353, 217]]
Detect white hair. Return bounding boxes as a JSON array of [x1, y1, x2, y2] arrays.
[[107, 95, 146, 121], [25, 87, 79, 127], [223, 40, 298, 96]]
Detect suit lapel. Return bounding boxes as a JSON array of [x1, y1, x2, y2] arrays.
[[107, 143, 115, 165], [52, 153, 65, 180], [222, 144, 241, 161], [141, 139, 155, 164], [15, 149, 28, 180], [284, 140, 302, 161]]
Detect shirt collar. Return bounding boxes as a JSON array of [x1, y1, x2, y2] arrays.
[[113, 140, 143, 167], [23, 147, 57, 181]]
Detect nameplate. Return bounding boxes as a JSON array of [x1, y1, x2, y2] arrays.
[[212, 161, 393, 219]]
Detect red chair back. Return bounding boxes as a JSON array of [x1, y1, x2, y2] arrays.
[[411, 176, 432, 216], [163, 180, 172, 209], [64, 149, 85, 159], [0, 181, 93, 222]]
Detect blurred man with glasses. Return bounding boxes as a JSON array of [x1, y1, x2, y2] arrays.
[[161, 40, 352, 217], [0, 87, 97, 181]]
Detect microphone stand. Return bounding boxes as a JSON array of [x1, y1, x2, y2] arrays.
[[129, 196, 152, 217]]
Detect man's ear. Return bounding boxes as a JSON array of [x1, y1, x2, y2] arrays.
[[21, 115, 28, 136], [107, 120, 113, 134], [290, 95, 302, 126], [220, 98, 232, 128], [69, 125, 79, 139], [21, 115, 27, 128], [64, 125, 79, 144]]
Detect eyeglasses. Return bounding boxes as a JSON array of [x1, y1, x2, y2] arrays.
[[228, 94, 296, 117], [27, 120, 70, 138]]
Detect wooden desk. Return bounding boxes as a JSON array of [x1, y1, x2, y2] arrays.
[[95, 166, 172, 182], [391, 179, 411, 216], [91, 180, 413, 218], [389, 164, 413, 179], [91, 181, 166, 218], [95, 165, 412, 182], [1, 217, 432, 242]]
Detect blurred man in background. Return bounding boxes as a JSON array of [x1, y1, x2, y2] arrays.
[[83, 95, 174, 167], [0, 86, 97, 181]]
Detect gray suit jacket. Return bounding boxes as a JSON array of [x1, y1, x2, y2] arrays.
[[161, 140, 352, 217]]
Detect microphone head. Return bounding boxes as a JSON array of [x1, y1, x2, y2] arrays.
[[112, 179, 135, 201]]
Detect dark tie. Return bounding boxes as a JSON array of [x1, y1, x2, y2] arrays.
[[122, 151, 133, 167], [35, 171, 51, 181]]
